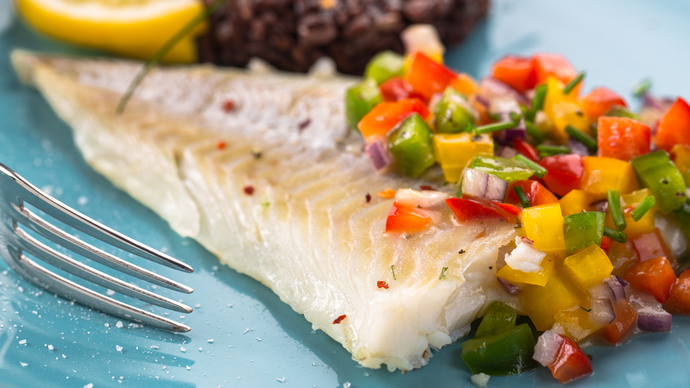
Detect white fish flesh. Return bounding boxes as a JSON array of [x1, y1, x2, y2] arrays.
[[11, 51, 517, 371]]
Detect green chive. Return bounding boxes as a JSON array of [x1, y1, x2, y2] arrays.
[[261, 201, 271, 208], [475, 120, 519, 135], [513, 154, 548, 178], [537, 144, 571, 156], [526, 84, 548, 122], [631, 196, 656, 221], [604, 226, 627, 243], [580, 306, 592, 313], [509, 111, 523, 123], [565, 125, 598, 152], [116, 0, 231, 115], [513, 186, 531, 208], [633, 79, 651, 97], [391, 265, 397, 281], [607, 190, 627, 231], [563, 71, 586, 95], [525, 121, 545, 143], [439, 267, 449, 280]]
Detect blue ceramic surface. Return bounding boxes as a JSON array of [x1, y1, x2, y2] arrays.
[[1, 0, 690, 387]]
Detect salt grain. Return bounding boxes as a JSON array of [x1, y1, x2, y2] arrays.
[[77, 196, 89, 206], [207, 339, 214, 344], [116, 321, 123, 328], [20, 362, 28, 367], [106, 290, 115, 296], [343, 382, 351, 388], [116, 345, 123, 352], [186, 366, 191, 370], [84, 384, 93, 388], [48, 345, 54, 351], [180, 347, 187, 353], [18, 339, 26, 345], [17, 286, 23, 292], [277, 377, 285, 383]]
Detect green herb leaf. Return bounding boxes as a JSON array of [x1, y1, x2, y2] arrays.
[[633, 78, 652, 97], [563, 71, 586, 95], [439, 266, 449, 280], [391, 265, 397, 281]]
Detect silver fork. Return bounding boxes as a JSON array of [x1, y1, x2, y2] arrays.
[[0, 163, 194, 332]]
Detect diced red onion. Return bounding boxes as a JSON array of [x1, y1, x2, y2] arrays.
[[461, 168, 508, 202], [568, 138, 591, 156], [591, 200, 609, 214], [365, 138, 393, 171], [642, 93, 674, 111], [639, 94, 674, 130], [497, 146, 518, 159], [533, 330, 564, 367], [625, 285, 673, 332], [475, 94, 490, 108], [497, 276, 520, 295], [479, 77, 530, 106], [615, 276, 629, 288], [495, 125, 526, 145], [604, 276, 626, 302]]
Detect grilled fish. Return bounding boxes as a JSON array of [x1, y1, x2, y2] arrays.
[[12, 51, 517, 372]]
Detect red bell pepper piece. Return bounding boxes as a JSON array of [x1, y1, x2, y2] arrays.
[[656, 97, 690, 151], [507, 180, 559, 206], [600, 236, 613, 255], [624, 256, 677, 303], [379, 77, 425, 102], [599, 299, 637, 344], [581, 87, 627, 119], [548, 335, 593, 384], [513, 139, 541, 163], [491, 55, 536, 93], [664, 269, 690, 315], [532, 54, 578, 87], [538, 154, 584, 197], [357, 98, 430, 142], [405, 52, 458, 101], [597, 117, 651, 162], [445, 196, 518, 223], [385, 202, 432, 233]]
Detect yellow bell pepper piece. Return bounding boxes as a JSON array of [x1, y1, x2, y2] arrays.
[[496, 254, 555, 287], [562, 244, 613, 290], [554, 305, 603, 341], [671, 144, 690, 186], [605, 188, 657, 239], [522, 203, 566, 257], [581, 156, 639, 200], [433, 133, 493, 182], [542, 76, 591, 143], [559, 190, 594, 216], [521, 272, 585, 331]]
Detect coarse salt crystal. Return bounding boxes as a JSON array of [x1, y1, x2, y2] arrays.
[[48, 345, 54, 351], [186, 366, 191, 370], [116, 345, 123, 352], [106, 290, 115, 296], [207, 339, 214, 343], [84, 384, 93, 388], [116, 321, 123, 328], [277, 377, 285, 383], [20, 362, 28, 367], [180, 347, 187, 353], [18, 339, 26, 345]]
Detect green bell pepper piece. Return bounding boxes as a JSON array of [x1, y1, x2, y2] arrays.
[[603, 105, 640, 120], [433, 87, 477, 134], [461, 324, 536, 376], [388, 113, 435, 177], [630, 151, 687, 214], [469, 155, 535, 182], [364, 50, 405, 84], [475, 302, 518, 338], [345, 78, 382, 128], [564, 212, 605, 254]]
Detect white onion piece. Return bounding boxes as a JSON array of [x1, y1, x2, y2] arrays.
[[589, 295, 615, 327], [461, 169, 489, 199], [604, 276, 626, 302], [485, 175, 508, 202], [533, 330, 564, 367], [504, 237, 546, 273], [655, 213, 689, 260], [626, 285, 673, 332], [394, 189, 449, 210], [401, 24, 445, 58]]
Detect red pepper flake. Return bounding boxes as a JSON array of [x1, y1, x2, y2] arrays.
[[222, 99, 235, 112], [365, 193, 372, 203], [217, 141, 227, 150], [298, 118, 312, 131], [333, 314, 347, 324], [419, 185, 434, 191], [243, 185, 255, 195], [377, 281, 389, 289]]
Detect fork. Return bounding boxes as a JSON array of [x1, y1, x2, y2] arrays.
[[0, 163, 194, 332]]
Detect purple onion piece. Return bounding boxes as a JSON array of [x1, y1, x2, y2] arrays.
[[461, 168, 489, 198], [642, 93, 674, 111], [497, 276, 520, 295], [475, 94, 490, 108], [568, 138, 591, 156], [495, 125, 527, 145], [479, 77, 530, 106], [365, 139, 393, 171], [615, 276, 629, 288], [591, 199, 609, 213], [638, 312, 672, 332], [605, 276, 626, 302]]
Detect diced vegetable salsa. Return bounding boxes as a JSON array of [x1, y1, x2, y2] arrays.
[[349, 35, 690, 384]]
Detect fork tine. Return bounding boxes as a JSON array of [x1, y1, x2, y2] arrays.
[[0, 164, 192, 273], [12, 203, 192, 293], [14, 223, 192, 313], [3, 245, 190, 332]]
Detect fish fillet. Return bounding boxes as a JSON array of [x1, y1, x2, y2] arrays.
[[11, 51, 517, 371]]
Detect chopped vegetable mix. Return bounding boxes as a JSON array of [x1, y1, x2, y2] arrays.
[[353, 46, 690, 384]]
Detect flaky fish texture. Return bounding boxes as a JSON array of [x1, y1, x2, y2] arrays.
[[12, 51, 517, 372]]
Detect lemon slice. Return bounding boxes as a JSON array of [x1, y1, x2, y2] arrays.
[[15, 0, 207, 63]]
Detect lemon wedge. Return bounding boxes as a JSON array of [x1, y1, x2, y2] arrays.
[[15, 0, 207, 63]]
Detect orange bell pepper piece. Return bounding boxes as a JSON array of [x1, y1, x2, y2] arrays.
[[664, 269, 690, 315], [656, 97, 690, 151], [357, 98, 430, 142], [597, 117, 651, 162], [532, 53, 578, 87], [491, 55, 536, 93], [599, 299, 637, 344], [385, 202, 431, 233], [451, 73, 480, 96], [624, 256, 677, 303], [581, 87, 627, 119]]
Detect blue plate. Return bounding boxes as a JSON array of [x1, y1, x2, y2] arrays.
[[1, 0, 690, 386]]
